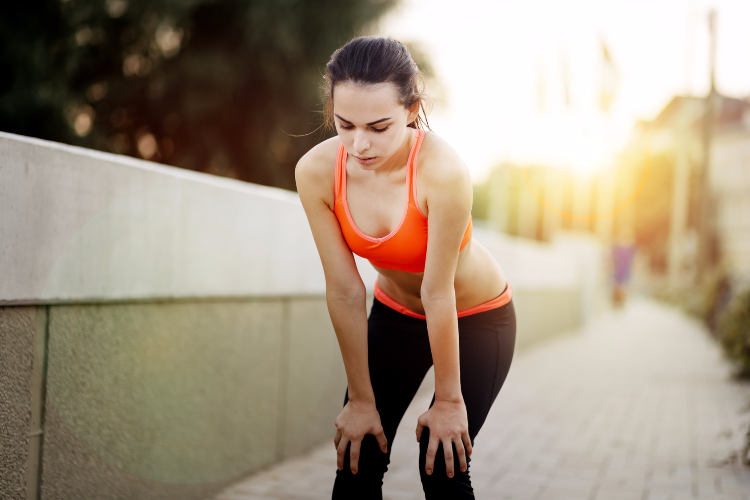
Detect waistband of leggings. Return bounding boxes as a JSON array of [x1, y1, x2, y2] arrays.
[[373, 280, 512, 320]]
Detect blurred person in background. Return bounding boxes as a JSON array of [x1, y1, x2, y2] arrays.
[[611, 226, 638, 308], [296, 36, 517, 499]]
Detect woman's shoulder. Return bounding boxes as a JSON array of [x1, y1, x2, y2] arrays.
[[417, 130, 471, 190], [295, 136, 341, 197], [296, 135, 340, 175]]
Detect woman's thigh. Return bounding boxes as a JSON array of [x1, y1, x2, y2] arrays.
[[332, 299, 434, 498], [418, 300, 517, 499], [458, 300, 517, 439]]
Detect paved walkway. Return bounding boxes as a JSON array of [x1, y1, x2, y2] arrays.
[[210, 297, 750, 500]]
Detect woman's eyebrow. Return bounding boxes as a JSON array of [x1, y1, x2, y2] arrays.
[[334, 114, 392, 126]]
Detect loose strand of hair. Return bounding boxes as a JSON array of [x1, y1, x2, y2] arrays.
[[281, 121, 327, 138]]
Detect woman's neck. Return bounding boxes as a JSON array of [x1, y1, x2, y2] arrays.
[[370, 128, 415, 178]]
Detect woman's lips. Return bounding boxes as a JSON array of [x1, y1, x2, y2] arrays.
[[353, 155, 376, 165]]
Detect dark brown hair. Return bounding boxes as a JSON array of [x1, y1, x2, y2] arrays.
[[322, 36, 430, 131]]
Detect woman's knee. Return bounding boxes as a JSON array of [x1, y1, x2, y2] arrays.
[[331, 435, 391, 499], [418, 428, 475, 499]]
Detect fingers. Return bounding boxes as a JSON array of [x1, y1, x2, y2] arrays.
[[336, 435, 350, 471], [424, 434, 439, 475], [454, 438, 468, 474], [374, 428, 389, 454], [442, 438, 455, 478], [349, 437, 362, 475], [334, 428, 342, 450], [462, 430, 473, 458], [416, 420, 424, 443]]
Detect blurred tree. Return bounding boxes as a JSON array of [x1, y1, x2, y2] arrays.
[[0, 0, 399, 190]]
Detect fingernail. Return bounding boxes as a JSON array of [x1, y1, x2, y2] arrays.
[[448, 472, 453, 478], [461, 467, 466, 472], [352, 469, 357, 475], [426, 469, 432, 475]]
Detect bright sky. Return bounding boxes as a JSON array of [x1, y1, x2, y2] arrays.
[[377, 0, 750, 181]]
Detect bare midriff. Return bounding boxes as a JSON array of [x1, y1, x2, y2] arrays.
[[373, 238, 508, 317]]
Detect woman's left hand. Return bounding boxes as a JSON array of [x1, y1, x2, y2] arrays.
[[416, 398, 472, 478]]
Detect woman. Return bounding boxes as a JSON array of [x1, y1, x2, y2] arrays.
[[295, 36, 516, 499]]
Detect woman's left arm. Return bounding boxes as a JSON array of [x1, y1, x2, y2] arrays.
[[414, 135, 474, 479]]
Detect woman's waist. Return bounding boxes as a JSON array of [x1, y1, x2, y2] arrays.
[[373, 275, 425, 315], [374, 278, 511, 321], [375, 271, 508, 316]]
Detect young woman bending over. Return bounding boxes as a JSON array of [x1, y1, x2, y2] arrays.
[[295, 36, 516, 499]]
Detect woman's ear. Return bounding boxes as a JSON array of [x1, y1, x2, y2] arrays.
[[407, 101, 420, 125]]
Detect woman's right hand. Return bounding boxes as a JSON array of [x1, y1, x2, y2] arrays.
[[334, 400, 388, 474]]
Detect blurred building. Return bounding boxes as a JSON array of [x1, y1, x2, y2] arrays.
[[622, 96, 706, 291], [483, 93, 750, 290], [710, 97, 750, 280], [629, 94, 750, 288]]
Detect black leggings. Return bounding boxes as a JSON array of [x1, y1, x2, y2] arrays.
[[331, 291, 517, 499]]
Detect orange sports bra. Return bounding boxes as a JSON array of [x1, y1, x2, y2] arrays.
[[333, 129, 472, 273]]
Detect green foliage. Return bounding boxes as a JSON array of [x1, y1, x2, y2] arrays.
[[662, 267, 733, 332], [0, 0, 399, 190], [471, 181, 488, 221], [716, 285, 750, 379], [691, 269, 733, 333]]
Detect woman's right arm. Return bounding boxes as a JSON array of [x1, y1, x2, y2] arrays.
[[295, 144, 388, 473]]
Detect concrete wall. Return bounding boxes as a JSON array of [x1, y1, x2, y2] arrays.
[[0, 133, 342, 304], [0, 132, 603, 500], [0, 131, 355, 500], [0, 307, 39, 500], [1, 298, 346, 500], [37, 297, 347, 499]]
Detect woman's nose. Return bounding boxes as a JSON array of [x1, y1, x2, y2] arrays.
[[353, 131, 370, 155]]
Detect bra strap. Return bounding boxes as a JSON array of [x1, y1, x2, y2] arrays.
[[409, 129, 426, 206], [334, 142, 346, 203]]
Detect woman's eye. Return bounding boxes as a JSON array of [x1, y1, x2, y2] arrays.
[[337, 123, 388, 133]]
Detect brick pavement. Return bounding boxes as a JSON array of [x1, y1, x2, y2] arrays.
[[210, 297, 750, 500]]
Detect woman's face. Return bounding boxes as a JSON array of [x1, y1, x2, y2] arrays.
[[333, 81, 419, 169]]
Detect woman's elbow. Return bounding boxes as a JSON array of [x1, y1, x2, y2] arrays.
[[326, 281, 366, 304]]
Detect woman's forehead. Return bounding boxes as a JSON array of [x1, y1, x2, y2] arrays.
[[333, 82, 401, 121]]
